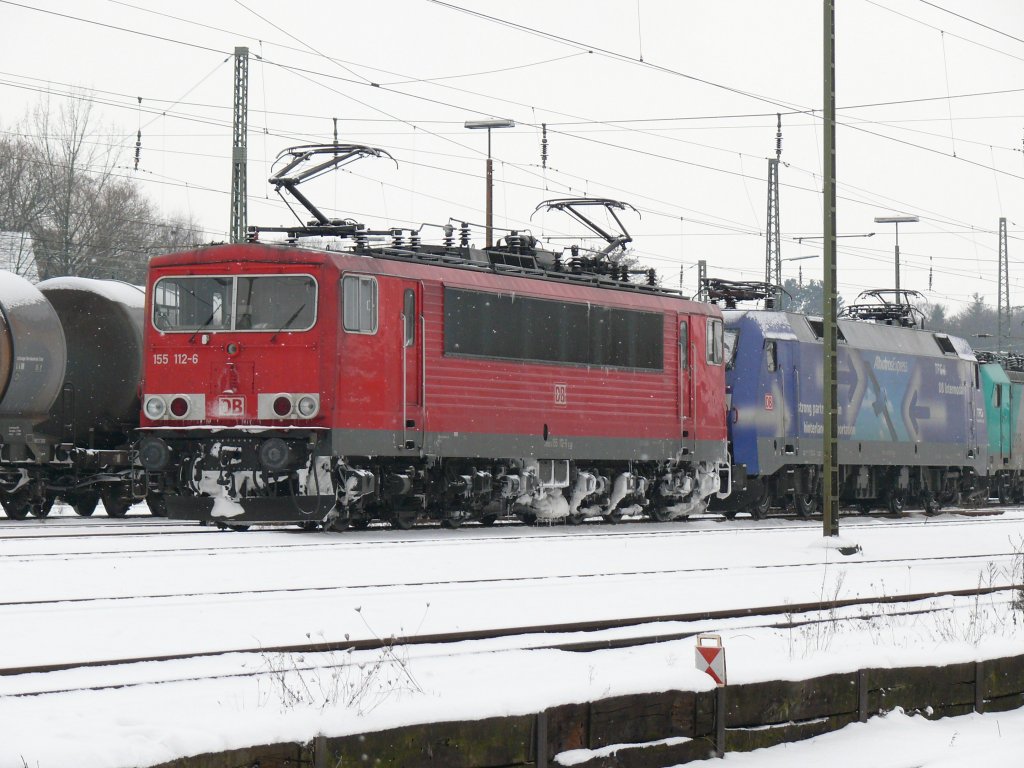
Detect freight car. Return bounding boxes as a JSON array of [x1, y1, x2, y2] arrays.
[[136, 146, 731, 529], [0, 272, 151, 518], [713, 284, 986, 517]]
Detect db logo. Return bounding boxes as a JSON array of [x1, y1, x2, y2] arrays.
[[216, 395, 246, 417], [554, 383, 568, 406], [764, 393, 774, 411]]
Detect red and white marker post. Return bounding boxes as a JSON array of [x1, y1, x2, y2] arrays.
[[695, 633, 727, 686]]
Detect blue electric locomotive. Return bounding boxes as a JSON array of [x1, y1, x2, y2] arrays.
[[716, 290, 986, 517]]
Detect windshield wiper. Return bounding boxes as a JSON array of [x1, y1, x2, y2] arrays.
[[188, 310, 218, 344], [270, 303, 307, 343]]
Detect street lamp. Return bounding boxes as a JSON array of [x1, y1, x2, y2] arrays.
[[874, 216, 919, 298], [465, 118, 515, 249], [783, 254, 819, 287]]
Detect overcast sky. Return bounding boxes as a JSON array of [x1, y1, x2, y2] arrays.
[[4, 0, 1024, 315]]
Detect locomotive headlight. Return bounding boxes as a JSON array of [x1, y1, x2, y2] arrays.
[[144, 396, 167, 420], [296, 395, 319, 418]]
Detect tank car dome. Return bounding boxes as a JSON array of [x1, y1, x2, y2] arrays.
[[37, 277, 145, 448], [0, 270, 67, 426]]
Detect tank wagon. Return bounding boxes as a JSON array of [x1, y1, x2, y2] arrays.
[[0, 274, 149, 518], [716, 287, 986, 517]]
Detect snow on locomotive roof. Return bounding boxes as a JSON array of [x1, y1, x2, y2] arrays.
[[37, 275, 145, 308]]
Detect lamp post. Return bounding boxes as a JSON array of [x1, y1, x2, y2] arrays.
[[783, 254, 820, 288], [465, 119, 515, 249], [874, 216, 919, 298]]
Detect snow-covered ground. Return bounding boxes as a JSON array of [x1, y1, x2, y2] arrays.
[[2, 506, 1023, 767]]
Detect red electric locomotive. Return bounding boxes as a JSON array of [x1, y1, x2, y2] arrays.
[[137, 145, 730, 529]]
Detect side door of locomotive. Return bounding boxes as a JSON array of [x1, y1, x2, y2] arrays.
[[398, 280, 424, 451]]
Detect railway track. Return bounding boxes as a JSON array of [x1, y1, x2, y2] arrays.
[[3, 584, 1020, 697], [2, 549, 1020, 610], [2, 508, 1020, 559]]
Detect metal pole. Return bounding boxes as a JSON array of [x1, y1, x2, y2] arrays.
[[894, 223, 901, 298], [230, 46, 249, 244], [822, 0, 839, 538], [485, 127, 494, 249]]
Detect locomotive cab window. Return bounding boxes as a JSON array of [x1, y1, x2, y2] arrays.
[[153, 276, 233, 332], [706, 318, 724, 365], [235, 276, 316, 331], [342, 275, 378, 334], [723, 328, 738, 370], [152, 274, 316, 333], [764, 340, 778, 372]]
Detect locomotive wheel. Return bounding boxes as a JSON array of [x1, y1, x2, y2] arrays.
[[603, 509, 623, 524], [519, 512, 538, 526], [479, 514, 498, 527], [100, 487, 132, 518], [794, 493, 816, 519], [566, 513, 586, 525], [997, 481, 1011, 505], [857, 502, 873, 515], [349, 517, 371, 530], [923, 493, 941, 516], [391, 510, 417, 530], [649, 505, 675, 523], [749, 489, 771, 520], [71, 493, 100, 517], [440, 516, 462, 530]]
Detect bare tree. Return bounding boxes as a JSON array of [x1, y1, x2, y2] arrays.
[[0, 135, 46, 277], [14, 93, 203, 282]]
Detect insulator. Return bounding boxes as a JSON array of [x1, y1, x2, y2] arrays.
[[647, 268, 656, 286], [459, 222, 471, 248], [507, 230, 521, 254], [391, 228, 404, 248], [410, 231, 421, 250], [541, 123, 548, 169], [553, 251, 562, 271], [134, 129, 141, 171], [443, 223, 454, 249], [354, 229, 368, 251]]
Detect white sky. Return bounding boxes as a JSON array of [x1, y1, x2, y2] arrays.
[[4, 1, 1024, 314]]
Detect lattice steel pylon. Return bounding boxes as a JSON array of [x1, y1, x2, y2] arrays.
[[230, 46, 249, 244], [765, 114, 782, 306], [998, 216, 1009, 351]]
